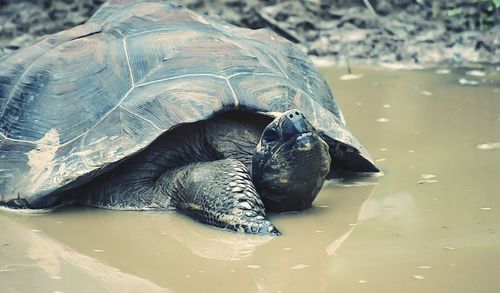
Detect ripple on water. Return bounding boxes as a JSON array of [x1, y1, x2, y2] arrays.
[[459, 78, 479, 86], [340, 74, 364, 80], [418, 179, 438, 184], [420, 174, 436, 179], [436, 68, 450, 74], [290, 264, 310, 270], [418, 174, 438, 184], [476, 142, 500, 150], [466, 70, 486, 77]]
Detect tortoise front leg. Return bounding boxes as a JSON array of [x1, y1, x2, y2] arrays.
[[157, 159, 280, 235]]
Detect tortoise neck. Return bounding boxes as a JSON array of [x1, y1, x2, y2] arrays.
[[203, 111, 270, 169]]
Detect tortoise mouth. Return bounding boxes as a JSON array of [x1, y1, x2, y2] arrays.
[[267, 132, 313, 157], [293, 132, 315, 151], [274, 132, 320, 155]]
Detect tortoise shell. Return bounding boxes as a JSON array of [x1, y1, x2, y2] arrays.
[[0, 0, 377, 204]]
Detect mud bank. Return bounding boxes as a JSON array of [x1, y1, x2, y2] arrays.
[[0, 0, 499, 65]]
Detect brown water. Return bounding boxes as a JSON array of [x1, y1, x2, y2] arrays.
[[1, 66, 499, 293]]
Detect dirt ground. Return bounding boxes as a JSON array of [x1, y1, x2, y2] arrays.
[[0, 0, 498, 66]]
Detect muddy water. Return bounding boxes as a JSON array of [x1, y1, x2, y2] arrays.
[[1, 67, 499, 293]]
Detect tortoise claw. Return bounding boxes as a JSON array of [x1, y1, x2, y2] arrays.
[[3, 197, 32, 209], [240, 218, 281, 236]]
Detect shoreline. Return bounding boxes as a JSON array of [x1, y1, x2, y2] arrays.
[[311, 56, 500, 71], [0, 0, 498, 66]]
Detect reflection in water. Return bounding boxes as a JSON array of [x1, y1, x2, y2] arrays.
[[0, 181, 377, 293], [0, 214, 169, 292], [358, 192, 419, 223], [1, 66, 499, 292], [323, 175, 379, 256], [169, 220, 273, 261], [326, 229, 354, 256]]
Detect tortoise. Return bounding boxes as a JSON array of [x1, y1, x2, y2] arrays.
[[0, 0, 379, 235]]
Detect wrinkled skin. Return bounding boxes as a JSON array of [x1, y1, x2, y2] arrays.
[[252, 110, 331, 212], [3, 110, 332, 236]]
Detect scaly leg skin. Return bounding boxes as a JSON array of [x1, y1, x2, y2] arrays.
[[158, 159, 280, 235]]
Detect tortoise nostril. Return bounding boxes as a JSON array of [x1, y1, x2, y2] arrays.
[[289, 114, 293, 118], [295, 111, 300, 116]]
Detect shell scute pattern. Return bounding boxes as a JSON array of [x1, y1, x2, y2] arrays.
[[0, 0, 376, 204]]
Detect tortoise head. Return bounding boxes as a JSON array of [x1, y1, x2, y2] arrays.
[[252, 109, 331, 212]]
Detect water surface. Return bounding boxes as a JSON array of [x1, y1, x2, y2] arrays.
[[1, 66, 499, 293]]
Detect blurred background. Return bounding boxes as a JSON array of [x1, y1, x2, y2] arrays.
[[0, 0, 498, 65]]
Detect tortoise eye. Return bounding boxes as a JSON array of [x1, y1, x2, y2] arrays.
[[262, 127, 280, 143]]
